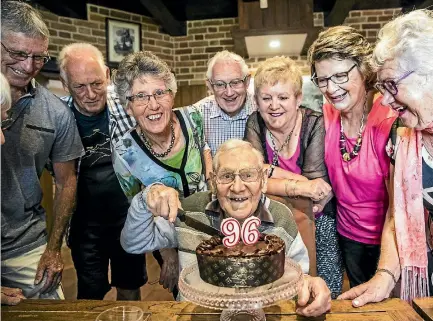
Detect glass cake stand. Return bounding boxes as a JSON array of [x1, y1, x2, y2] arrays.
[[178, 257, 303, 321]]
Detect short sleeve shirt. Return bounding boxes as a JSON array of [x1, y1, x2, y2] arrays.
[[1, 82, 84, 260]]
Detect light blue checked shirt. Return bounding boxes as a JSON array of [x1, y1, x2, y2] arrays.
[[188, 92, 257, 155]]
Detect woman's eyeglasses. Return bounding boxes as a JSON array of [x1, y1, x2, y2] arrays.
[[374, 70, 415, 96], [126, 89, 172, 105], [311, 64, 357, 88]]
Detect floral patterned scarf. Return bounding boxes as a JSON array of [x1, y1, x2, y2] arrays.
[[394, 127, 429, 302]]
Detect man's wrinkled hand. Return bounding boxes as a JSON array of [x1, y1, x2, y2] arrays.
[[146, 185, 181, 223], [159, 248, 179, 293], [337, 273, 394, 307], [1, 286, 26, 305], [34, 249, 63, 294], [296, 275, 331, 317]]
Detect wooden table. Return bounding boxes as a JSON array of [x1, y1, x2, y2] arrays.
[[1, 298, 423, 321], [413, 298, 433, 321]]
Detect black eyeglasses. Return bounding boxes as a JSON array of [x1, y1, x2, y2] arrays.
[[1, 43, 50, 65], [208, 75, 249, 92], [311, 64, 357, 88], [126, 89, 172, 105], [374, 70, 415, 96]]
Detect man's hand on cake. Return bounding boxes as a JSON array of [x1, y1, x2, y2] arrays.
[[159, 248, 179, 293], [147, 184, 182, 223], [296, 275, 331, 317]]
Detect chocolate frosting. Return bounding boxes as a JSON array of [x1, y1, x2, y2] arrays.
[[196, 234, 285, 257]]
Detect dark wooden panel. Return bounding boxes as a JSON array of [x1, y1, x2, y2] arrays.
[[174, 84, 208, 107], [300, 0, 314, 28], [238, 0, 248, 30], [238, 0, 315, 31], [40, 170, 54, 234], [248, 1, 264, 29], [287, 0, 300, 28], [262, 1, 276, 29], [274, 0, 288, 28]]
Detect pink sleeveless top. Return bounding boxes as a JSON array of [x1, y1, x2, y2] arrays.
[[265, 136, 302, 174], [323, 97, 397, 244]]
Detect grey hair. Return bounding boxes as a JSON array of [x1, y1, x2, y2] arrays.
[[0, 72, 12, 113], [372, 9, 433, 77], [58, 43, 106, 83], [112, 51, 177, 107], [1, 1, 49, 40], [206, 50, 249, 80], [212, 139, 264, 172]]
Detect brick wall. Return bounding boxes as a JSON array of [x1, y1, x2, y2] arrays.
[[39, 4, 402, 86], [41, 4, 174, 67]]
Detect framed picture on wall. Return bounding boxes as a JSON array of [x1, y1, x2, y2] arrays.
[[106, 18, 141, 68]]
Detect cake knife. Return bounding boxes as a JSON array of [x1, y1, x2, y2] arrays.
[[177, 209, 221, 237]]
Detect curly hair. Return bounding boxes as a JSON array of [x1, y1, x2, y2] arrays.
[[373, 9, 433, 77], [112, 51, 177, 108], [307, 26, 375, 90], [254, 56, 303, 96]]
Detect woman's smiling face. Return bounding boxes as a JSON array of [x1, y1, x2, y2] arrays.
[[256, 81, 301, 132], [314, 58, 366, 114], [378, 59, 433, 130]]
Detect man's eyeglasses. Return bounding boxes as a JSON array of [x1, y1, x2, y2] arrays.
[[1, 43, 50, 65], [374, 70, 415, 96], [215, 168, 262, 184], [126, 89, 172, 105], [311, 64, 357, 88], [208, 75, 249, 92]]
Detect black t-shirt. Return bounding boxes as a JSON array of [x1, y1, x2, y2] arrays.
[[72, 106, 129, 224]]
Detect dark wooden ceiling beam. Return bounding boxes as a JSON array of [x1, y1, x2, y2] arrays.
[[139, 0, 186, 36], [325, 0, 357, 26]]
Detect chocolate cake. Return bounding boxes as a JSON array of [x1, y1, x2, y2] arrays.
[[196, 234, 285, 288]]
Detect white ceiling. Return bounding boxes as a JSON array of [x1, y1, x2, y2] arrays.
[[245, 34, 308, 57]]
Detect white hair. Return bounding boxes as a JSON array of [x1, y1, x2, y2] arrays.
[[206, 50, 249, 80], [373, 9, 433, 77], [212, 139, 264, 172], [0, 72, 12, 113], [58, 43, 106, 83]]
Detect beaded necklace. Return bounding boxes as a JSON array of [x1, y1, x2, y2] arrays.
[[339, 99, 367, 162], [140, 121, 175, 158]]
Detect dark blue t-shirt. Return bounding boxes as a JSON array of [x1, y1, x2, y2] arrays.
[[72, 106, 129, 224]]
